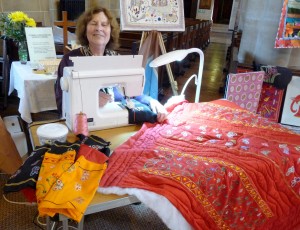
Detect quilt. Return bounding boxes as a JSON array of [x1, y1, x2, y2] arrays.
[[99, 100, 300, 230]]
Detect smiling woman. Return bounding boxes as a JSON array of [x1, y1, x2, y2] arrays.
[[55, 5, 168, 124]]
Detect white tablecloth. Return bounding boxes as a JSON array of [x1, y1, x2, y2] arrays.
[[9, 61, 58, 123]]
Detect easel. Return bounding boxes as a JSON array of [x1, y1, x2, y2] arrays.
[[54, 11, 76, 54], [140, 31, 178, 96]]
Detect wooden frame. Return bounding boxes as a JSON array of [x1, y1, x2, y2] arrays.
[[120, 0, 185, 32], [199, 0, 212, 9]]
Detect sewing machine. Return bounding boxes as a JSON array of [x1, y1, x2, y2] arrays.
[[60, 55, 145, 131]]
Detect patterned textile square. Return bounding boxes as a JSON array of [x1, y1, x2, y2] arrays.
[[225, 71, 264, 113], [256, 83, 284, 122]]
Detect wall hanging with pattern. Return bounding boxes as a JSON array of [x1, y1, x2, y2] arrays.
[[275, 0, 300, 48], [120, 0, 185, 31], [225, 71, 265, 113]]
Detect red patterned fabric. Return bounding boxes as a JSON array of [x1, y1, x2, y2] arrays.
[[100, 100, 300, 230], [257, 83, 284, 122]]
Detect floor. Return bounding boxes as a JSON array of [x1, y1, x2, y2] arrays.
[[161, 30, 230, 104]]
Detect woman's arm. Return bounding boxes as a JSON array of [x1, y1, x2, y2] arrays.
[[113, 88, 167, 122]]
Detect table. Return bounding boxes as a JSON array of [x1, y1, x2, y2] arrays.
[[29, 121, 141, 229], [9, 61, 58, 123]]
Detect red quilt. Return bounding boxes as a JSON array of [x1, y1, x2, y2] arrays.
[[100, 100, 300, 230]]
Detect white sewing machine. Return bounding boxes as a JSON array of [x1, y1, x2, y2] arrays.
[[60, 55, 145, 131]]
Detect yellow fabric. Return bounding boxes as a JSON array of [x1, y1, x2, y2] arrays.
[[36, 150, 107, 222]]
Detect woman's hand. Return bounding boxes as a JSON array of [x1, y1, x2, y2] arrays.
[[149, 99, 168, 123]]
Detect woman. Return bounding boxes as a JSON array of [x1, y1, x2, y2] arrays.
[[55, 5, 167, 122]]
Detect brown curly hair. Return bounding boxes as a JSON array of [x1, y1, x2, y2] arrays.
[[75, 5, 120, 50]]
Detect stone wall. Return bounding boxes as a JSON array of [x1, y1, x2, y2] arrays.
[[0, 0, 121, 26], [0, 0, 54, 26]]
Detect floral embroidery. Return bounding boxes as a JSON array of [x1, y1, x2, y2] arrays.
[[216, 133, 222, 139], [53, 179, 64, 191], [279, 144, 290, 155], [261, 150, 271, 156], [166, 129, 173, 135], [241, 146, 250, 151], [242, 138, 250, 145], [225, 141, 234, 147], [227, 131, 238, 138], [199, 125, 207, 131], [73, 196, 84, 204], [291, 177, 300, 187], [196, 136, 204, 141], [81, 170, 90, 181], [74, 183, 82, 191], [30, 166, 40, 176], [181, 131, 189, 137], [286, 166, 295, 176]]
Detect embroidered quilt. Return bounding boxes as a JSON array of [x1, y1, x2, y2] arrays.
[[99, 100, 300, 230]]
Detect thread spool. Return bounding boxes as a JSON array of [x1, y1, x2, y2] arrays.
[[73, 112, 89, 136]]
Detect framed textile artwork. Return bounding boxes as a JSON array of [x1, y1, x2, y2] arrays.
[[275, 0, 300, 48], [199, 0, 212, 10], [256, 83, 285, 122], [225, 71, 265, 113], [281, 76, 300, 126], [119, 0, 185, 31]]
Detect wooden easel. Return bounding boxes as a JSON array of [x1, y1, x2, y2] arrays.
[[54, 11, 76, 54], [140, 31, 178, 96]]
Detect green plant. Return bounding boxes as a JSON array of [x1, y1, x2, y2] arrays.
[[0, 11, 36, 42]]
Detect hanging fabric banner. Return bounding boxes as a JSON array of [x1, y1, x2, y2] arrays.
[[275, 0, 300, 48]]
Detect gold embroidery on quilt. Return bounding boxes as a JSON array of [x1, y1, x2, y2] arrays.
[[142, 147, 273, 229]]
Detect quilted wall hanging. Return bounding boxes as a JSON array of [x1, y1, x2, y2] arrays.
[[119, 0, 185, 31], [275, 0, 300, 48], [256, 83, 285, 122], [225, 71, 265, 113]]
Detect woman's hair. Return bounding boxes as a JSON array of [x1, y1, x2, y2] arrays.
[[75, 5, 120, 50]]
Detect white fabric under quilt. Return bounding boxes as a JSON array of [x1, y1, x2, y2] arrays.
[[98, 186, 192, 230]]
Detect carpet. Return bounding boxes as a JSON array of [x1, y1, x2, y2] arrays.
[[0, 174, 170, 230]]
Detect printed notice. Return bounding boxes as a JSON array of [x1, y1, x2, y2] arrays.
[[25, 27, 57, 64]]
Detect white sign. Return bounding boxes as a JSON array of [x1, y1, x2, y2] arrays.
[[25, 27, 57, 64], [281, 76, 300, 126]]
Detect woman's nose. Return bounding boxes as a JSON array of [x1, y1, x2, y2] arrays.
[[95, 24, 103, 31]]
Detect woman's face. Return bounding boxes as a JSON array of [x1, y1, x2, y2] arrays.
[[86, 12, 111, 49]]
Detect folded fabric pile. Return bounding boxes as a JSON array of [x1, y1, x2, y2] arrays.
[[256, 64, 293, 89], [3, 134, 110, 222]]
